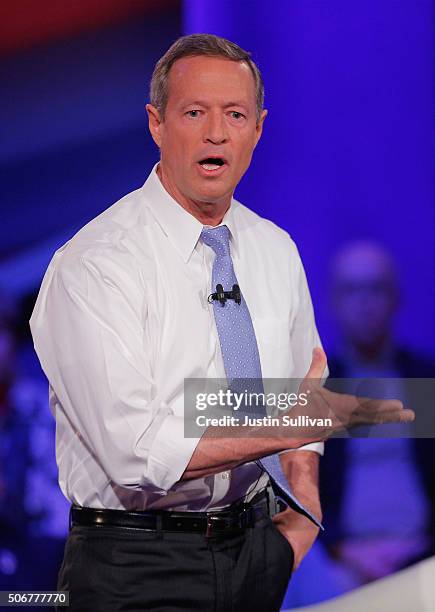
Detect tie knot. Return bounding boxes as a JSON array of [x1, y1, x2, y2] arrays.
[[201, 225, 231, 257]]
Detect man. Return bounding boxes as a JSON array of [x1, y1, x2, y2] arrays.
[[319, 241, 435, 585], [29, 35, 412, 611]]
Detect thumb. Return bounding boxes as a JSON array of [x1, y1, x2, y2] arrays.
[[304, 347, 328, 381]]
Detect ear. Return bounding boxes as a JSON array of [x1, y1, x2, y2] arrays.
[[146, 104, 163, 148], [254, 109, 268, 147]]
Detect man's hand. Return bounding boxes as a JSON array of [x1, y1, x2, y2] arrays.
[[273, 450, 322, 571], [284, 347, 415, 441], [183, 347, 415, 480], [272, 506, 320, 571]]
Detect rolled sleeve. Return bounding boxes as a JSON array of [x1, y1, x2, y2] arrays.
[[279, 442, 324, 456], [146, 413, 201, 491]]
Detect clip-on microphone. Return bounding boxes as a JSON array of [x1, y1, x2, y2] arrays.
[[208, 283, 241, 306]]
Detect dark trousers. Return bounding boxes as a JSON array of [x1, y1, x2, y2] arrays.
[[57, 515, 294, 612]]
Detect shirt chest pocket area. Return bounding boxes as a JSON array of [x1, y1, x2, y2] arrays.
[[252, 315, 293, 378]]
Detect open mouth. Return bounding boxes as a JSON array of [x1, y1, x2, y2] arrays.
[[198, 157, 226, 171]]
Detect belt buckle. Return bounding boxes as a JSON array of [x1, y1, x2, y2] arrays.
[[205, 514, 220, 538]]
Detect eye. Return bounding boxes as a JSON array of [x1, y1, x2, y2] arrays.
[[229, 111, 245, 120], [186, 109, 201, 118]]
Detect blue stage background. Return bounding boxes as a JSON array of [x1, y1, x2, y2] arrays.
[[0, 1, 433, 604]]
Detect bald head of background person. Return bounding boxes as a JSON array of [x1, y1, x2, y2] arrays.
[[330, 241, 399, 361]]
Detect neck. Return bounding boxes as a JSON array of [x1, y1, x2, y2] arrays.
[[156, 163, 230, 226]]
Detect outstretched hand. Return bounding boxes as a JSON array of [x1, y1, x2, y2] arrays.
[[291, 347, 415, 440]]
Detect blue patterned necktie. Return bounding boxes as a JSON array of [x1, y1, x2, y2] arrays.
[[201, 225, 322, 529]]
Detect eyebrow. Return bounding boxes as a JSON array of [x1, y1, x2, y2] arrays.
[[181, 100, 250, 111]]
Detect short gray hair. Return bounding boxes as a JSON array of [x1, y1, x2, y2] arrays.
[[149, 33, 264, 123]]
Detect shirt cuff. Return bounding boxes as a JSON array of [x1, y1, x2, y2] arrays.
[[146, 413, 202, 491], [278, 441, 324, 456]]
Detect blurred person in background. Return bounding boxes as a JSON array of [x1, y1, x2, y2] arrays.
[[319, 241, 435, 586], [0, 290, 69, 591]]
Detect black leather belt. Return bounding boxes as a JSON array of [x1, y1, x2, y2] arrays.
[[70, 489, 279, 537]]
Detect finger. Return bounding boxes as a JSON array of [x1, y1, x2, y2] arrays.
[[305, 347, 327, 379], [300, 348, 328, 396], [350, 398, 415, 426], [356, 398, 404, 414], [323, 393, 416, 429], [359, 398, 415, 417], [395, 407, 415, 422], [372, 405, 415, 424]]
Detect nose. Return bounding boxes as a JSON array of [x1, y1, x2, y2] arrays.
[[203, 110, 229, 145]]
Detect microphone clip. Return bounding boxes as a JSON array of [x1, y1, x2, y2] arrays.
[[208, 284, 241, 306]]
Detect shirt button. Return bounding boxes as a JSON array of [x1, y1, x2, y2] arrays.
[[221, 471, 230, 480]]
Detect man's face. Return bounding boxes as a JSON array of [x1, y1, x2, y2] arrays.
[[147, 55, 266, 206], [331, 246, 398, 350]]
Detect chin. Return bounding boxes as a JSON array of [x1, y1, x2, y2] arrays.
[[199, 191, 227, 204], [196, 183, 232, 203]]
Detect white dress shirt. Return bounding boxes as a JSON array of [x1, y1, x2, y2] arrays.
[[29, 163, 325, 512]]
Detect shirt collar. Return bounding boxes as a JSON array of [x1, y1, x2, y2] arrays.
[[141, 162, 239, 263]]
